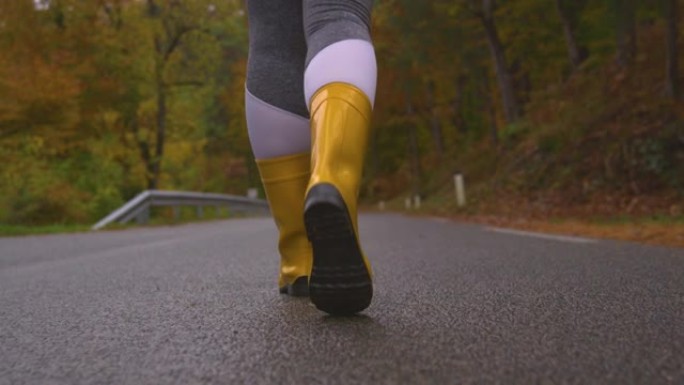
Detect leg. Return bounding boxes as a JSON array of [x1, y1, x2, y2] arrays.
[[303, 0, 377, 106], [245, 0, 311, 296], [302, 0, 377, 314]]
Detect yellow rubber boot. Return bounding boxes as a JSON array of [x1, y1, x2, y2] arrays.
[[256, 152, 313, 296], [304, 82, 373, 315]]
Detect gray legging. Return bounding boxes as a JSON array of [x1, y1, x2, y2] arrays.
[[246, 0, 373, 119]]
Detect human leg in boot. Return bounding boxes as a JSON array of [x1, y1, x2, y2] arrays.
[[245, 1, 312, 296], [302, 0, 377, 315]]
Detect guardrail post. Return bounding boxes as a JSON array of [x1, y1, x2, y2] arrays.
[[136, 207, 150, 225], [196, 206, 204, 219], [173, 206, 180, 221]]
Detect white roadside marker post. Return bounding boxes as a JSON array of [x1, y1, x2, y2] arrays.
[[454, 174, 466, 207], [247, 188, 259, 199]]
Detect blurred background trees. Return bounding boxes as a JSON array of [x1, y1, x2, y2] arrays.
[[0, 0, 682, 225]]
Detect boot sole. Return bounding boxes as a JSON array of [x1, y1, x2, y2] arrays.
[[304, 184, 372, 315], [279, 276, 310, 297]]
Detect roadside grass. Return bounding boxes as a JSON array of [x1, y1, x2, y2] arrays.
[[366, 193, 684, 248], [474, 216, 684, 249], [588, 214, 684, 226], [0, 206, 266, 237], [0, 224, 91, 236]]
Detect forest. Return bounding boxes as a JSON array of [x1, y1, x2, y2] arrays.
[[1, 0, 682, 230]]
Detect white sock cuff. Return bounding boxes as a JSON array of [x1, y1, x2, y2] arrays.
[[304, 39, 377, 109], [245, 88, 311, 160]]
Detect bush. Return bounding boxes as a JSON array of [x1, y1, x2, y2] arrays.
[[7, 182, 90, 225]]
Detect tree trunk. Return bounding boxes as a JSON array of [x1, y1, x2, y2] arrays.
[[665, 0, 680, 98], [615, 0, 637, 68], [480, 0, 520, 123], [131, 114, 156, 189], [452, 76, 467, 134], [426, 80, 444, 158], [555, 0, 588, 72], [405, 93, 421, 196], [488, 96, 498, 146], [150, 79, 166, 190], [481, 67, 498, 145]]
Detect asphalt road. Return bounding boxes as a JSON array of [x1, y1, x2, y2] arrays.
[[1, 214, 682, 384]]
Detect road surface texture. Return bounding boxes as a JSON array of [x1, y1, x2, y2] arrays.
[[1, 214, 682, 384]]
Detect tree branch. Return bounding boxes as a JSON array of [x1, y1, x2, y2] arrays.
[[162, 26, 197, 62]]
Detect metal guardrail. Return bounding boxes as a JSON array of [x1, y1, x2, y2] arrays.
[[92, 190, 269, 230]]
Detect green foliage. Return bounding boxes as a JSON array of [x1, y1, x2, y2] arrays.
[[499, 121, 532, 147], [637, 120, 684, 190], [0, 0, 681, 227], [0, 0, 250, 225]]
